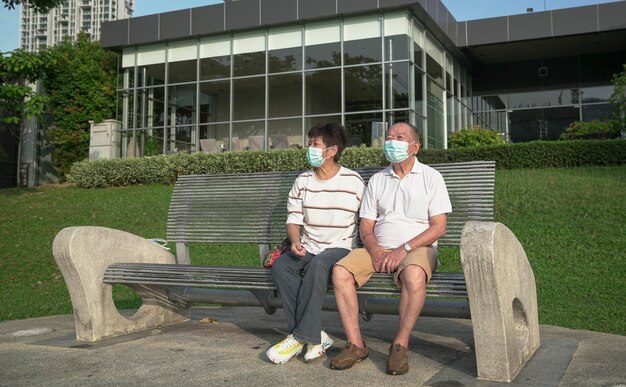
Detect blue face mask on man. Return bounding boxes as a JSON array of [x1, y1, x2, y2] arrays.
[[383, 140, 415, 163], [306, 146, 330, 168]]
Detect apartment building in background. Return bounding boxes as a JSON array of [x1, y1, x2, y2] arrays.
[[20, 0, 134, 52]]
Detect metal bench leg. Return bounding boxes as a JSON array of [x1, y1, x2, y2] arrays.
[[461, 221, 540, 382], [53, 226, 189, 341]]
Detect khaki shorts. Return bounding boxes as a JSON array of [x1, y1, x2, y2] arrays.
[[335, 247, 438, 288]]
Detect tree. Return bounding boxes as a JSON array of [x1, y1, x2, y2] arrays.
[[3, 0, 64, 13], [609, 64, 626, 138], [42, 33, 117, 179], [0, 49, 51, 185]]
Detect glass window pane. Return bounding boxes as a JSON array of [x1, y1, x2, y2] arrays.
[[305, 42, 341, 69], [138, 87, 165, 128], [200, 55, 231, 80], [138, 63, 165, 87], [233, 52, 266, 77], [118, 90, 133, 129], [232, 121, 265, 150], [305, 69, 341, 115], [386, 62, 409, 110], [582, 103, 613, 121], [304, 115, 342, 134], [233, 76, 265, 120], [385, 110, 410, 127], [344, 38, 382, 65], [384, 35, 409, 62], [508, 88, 580, 109], [199, 80, 230, 123], [199, 123, 229, 152], [269, 73, 302, 118], [580, 85, 612, 103], [268, 118, 303, 149], [170, 126, 195, 153], [168, 59, 197, 84], [345, 112, 383, 146], [345, 65, 383, 112], [415, 67, 424, 115], [269, 47, 302, 73], [427, 80, 445, 149], [167, 84, 196, 127]]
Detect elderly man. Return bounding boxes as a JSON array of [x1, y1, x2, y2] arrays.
[[330, 122, 452, 375]]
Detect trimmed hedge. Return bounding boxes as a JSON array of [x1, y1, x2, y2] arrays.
[[68, 139, 626, 188]]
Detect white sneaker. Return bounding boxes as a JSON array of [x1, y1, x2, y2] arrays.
[[304, 330, 334, 362], [266, 334, 304, 364]]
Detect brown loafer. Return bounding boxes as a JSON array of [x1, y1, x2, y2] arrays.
[[330, 341, 369, 370], [386, 343, 409, 375]]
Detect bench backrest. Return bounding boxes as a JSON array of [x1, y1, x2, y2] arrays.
[[167, 160, 495, 247]]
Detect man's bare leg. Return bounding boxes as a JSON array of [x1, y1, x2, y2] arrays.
[[333, 265, 365, 347], [394, 265, 427, 346]]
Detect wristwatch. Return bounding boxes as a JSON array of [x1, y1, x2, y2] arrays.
[[403, 243, 412, 253]]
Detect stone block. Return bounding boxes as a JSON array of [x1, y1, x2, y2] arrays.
[[460, 221, 540, 382], [53, 226, 189, 341]]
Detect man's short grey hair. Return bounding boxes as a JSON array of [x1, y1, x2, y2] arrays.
[[390, 122, 421, 142]]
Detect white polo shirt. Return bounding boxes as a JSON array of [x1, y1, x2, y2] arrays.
[[360, 158, 452, 249]]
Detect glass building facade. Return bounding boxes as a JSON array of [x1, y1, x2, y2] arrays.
[[470, 52, 622, 141], [116, 11, 473, 156]]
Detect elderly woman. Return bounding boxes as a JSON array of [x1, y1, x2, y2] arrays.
[[266, 122, 365, 364]]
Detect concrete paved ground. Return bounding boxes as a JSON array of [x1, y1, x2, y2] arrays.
[[1, 306, 625, 386]]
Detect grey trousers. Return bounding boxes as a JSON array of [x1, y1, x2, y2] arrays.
[[271, 248, 350, 344]]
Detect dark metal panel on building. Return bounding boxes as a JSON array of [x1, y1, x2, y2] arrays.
[[598, 1, 626, 31], [427, 0, 438, 22], [191, 4, 225, 36], [298, 0, 336, 20], [261, 0, 297, 25], [436, 3, 448, 36], [160, 9, 191, 41], [552, 5, 598, 37], [337, 0, 378, 14], [225, 0, 260, 30], [447, 12, 457, 43], [456, 21, 467, 46], [100, 19, 128, 48], [129, 15, 159, 45], [379, 0, 417, 9], [509, 12, 552, 41], [466, 17, 508, 46]]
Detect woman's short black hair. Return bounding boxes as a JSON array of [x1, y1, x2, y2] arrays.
[[307, 122, 348, 162]]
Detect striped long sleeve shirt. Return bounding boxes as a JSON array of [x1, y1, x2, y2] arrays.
[[286, 166, 365, 255]]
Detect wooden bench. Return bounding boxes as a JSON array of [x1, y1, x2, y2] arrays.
[[53, 160, 540, 382]]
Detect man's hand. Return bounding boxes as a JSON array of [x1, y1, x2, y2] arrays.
[[370, 247, 387, 272], [290, 242, 306, 257], [380, 247, 406, 273]]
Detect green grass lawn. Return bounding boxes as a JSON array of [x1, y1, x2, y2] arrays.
[[1, 165, 624, 336]]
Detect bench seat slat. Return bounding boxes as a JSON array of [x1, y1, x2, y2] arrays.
[[104, 264, 468, 299]]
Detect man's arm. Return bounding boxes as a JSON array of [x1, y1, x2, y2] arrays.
[[359, 218, 387, 272], [380, 213, 447, 273]]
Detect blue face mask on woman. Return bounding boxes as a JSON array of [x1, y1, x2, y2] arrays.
[[383, 140, 415, 163], [306, 146, 330, 168]]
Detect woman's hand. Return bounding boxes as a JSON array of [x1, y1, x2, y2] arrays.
[[291, 242, 307, 257]]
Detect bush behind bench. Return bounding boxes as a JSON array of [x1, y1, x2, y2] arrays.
[[69, 139, 626, 188]]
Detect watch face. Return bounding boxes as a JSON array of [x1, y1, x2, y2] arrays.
[[404, 243, 411, 252]]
